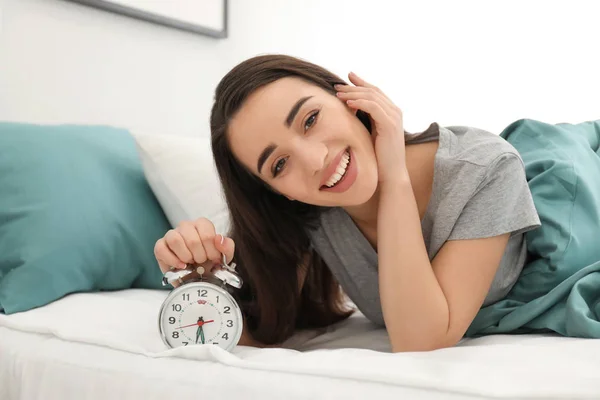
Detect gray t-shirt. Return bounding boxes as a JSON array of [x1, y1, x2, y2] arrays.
[[307, 122, 542, 327]]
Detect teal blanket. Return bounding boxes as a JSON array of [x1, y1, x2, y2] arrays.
[[466, 118, 600, 338]]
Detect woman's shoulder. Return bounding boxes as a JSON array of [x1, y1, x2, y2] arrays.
[[440, 124, 524, 170]]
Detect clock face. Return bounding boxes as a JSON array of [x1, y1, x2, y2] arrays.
[[159, 282, 243, 351]]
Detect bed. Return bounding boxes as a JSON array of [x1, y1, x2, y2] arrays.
[[2, 122, 600, 400], [2, 288, 600, 400]]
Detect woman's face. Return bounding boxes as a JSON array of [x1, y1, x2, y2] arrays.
[[228, 77, 378, 207]]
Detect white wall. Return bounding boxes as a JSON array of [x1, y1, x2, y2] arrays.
[[1, 0, 598, 137], [0, 0, 227, 137]]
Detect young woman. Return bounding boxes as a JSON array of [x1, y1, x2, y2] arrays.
[[153, 54, 541, 352]]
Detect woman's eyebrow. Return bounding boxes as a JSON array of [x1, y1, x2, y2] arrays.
[[257, 143, 276, 175], [284, 96, 313, 128]]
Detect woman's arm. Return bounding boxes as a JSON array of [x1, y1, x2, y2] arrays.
[[377, 177, 510, 352], [338, 71, 510, 353], [377, 177, 448, 351]]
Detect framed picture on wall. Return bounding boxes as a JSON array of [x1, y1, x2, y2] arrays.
[[66, 0, 228, 38]]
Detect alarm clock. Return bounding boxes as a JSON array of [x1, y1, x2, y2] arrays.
[[158, 254, 244, 352]]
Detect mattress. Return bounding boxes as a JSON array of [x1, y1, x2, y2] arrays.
[[1, 289, 599, 400]]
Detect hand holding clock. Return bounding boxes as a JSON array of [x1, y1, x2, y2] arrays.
[[154, 218, 236, 287], [155, 218, 263, 350]]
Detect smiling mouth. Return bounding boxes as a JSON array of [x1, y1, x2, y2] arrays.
[[320, 148, 351, 190]]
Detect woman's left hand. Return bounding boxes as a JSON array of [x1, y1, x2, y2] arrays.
[[335, 72, 408, 185]]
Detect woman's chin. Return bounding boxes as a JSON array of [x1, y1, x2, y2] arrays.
[[348, 182, 378, 205]]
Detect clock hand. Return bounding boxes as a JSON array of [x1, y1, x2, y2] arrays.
[[175, 320, 215, 329], [195, 325, 201, 344], [200, 326, 205, 344]]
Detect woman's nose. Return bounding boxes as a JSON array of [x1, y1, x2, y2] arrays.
[[296, 141, 327, 175]]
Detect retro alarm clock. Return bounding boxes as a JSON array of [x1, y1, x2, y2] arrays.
[[158, 254, 244, 352]]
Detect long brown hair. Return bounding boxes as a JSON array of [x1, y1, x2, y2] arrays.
[[210, 54, 370, 344]]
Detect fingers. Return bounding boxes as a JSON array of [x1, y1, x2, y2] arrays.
[[345, 99, 389, 129], [154, 218, 236, 276], [347, 72, 396, 109], [191, 219, 221, 264], [154, 238, 186, 272], [335, 88, 398, 118], [336, 84, 397, 107], [163, 229, 194, 265], [214, 234, 235, 265], [348, 71, 401, 112], [175, 221, 208, 264], [348, 71, 376, 89]]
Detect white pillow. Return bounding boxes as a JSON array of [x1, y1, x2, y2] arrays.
[[132, 133, 231, 235]]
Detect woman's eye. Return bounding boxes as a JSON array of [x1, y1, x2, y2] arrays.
[[304, 111, 319, 131], [272, 157, 287, 177]]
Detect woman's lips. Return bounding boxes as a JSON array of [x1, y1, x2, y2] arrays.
[[319, 147, 349, 188], [320, 148, 357, 193]]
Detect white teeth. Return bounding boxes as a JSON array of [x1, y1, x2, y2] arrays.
[[325, 151, 351, 188]]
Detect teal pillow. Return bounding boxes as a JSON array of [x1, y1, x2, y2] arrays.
[[0, 122, 172, 314]]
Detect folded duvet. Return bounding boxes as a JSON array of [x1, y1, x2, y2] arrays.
[[467, 118, 600, 338]]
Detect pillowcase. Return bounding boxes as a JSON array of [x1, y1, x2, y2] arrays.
[[0, 122, 172, 314], [132, 132, 230, 235]]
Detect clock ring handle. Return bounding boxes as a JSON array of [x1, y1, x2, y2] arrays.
[[161, 268, 194, 286]]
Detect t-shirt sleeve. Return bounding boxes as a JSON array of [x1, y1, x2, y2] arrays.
[[448, 152, 542, 240]]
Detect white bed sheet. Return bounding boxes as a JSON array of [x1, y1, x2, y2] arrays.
[[1, 289, 600, 400]]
